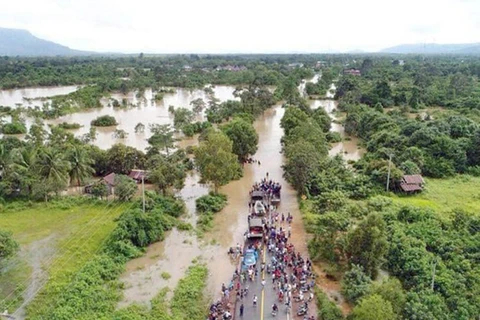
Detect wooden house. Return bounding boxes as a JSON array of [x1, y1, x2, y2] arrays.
[[399, 174, 424, 193]]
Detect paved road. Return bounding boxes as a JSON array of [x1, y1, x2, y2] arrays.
[[235, 248, 290, 320]]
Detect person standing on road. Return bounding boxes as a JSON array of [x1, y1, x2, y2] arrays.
[[240, 303, 244, 317]]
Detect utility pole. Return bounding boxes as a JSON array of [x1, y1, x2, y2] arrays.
[[386, 153, 393, 192], [142, 175, 145, 214], [431, 257, 438, 291]]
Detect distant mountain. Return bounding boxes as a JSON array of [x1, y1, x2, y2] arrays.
[[0, 27, 93, 56], [381, 43, 480, 54]]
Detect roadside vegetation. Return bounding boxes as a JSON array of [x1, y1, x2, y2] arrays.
[[281, 58, 480, 319]]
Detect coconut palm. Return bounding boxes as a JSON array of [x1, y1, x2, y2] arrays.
[[35, 147, 70, 192], [10, 146, 38, 194], [66, 144, 94, 186]]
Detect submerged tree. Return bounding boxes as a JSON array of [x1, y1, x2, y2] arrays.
[[194, 130, 241, 193]]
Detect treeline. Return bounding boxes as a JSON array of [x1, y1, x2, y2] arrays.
[[335, 56, 480, 109], [280, 104, 480, 320], [344, 106, 480, 179], [0, 54, 328, 90]]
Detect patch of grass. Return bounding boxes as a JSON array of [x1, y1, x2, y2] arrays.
[[389, 175, 480, 216], [161, 272, 171, 280], [0, 199, 128, 311]]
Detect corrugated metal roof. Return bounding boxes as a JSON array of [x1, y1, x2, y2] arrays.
[[403, 175, 424, 184], [128, 169, 147, 180], [102, 173, 116, 186], [400, 182, 423, 192]]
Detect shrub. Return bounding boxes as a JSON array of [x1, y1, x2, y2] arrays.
[[341, 264, 372, 303], [1, 121, 27, 134], [195, 192, 227, 213], [91, 115, 118, 127], [315, 288, 344, 320], [56, 122, 81, 130]]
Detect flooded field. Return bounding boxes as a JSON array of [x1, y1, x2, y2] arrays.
[[1, 85, 238, 151], [0, 86, 80, 107], [310, 84, 365, 161]]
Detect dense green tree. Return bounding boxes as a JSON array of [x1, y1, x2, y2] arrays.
[[148, 124, 175, 155], [283, 140, 322, 194], [147, 155, 186, 195], [190, 98, 206, 114], [0, 230, 19, 261], [351, 294, 395, 320], [341, 264, 372, 303], [369, 278, 406, 316], [280, 107, 309, 136], [221, 118, 258, 162], [346, 213, 388, 278], [114, 174, 137, 201], [106, 144, 146, 174], [194, 130, 241, 193]]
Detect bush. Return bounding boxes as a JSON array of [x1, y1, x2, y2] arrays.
[[56, 122, 81, 130], [326, 131, 342, 143], [315, 288, 344, 320], [91, 115, 118, 127], [1, 121, 27, 134], [341, 264, 372, 303], [114, 175, 137, 201], [195, 192, 227, 213]]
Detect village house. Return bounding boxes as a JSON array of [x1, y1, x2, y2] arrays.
[[84, 172, 117, 196], [399, 174, 425, 193], [343, 68, 361, 76], [128, 169, 148, 183]]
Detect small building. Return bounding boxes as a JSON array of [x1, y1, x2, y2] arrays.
[[85, 172, 116, 196], [128, 169, 148, 183], [343, 68, 361, 76], [399, 174, 424, 193]]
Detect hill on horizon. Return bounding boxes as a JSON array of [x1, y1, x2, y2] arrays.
[[0, 27, 93, 56], [381, 42, 480, 54]]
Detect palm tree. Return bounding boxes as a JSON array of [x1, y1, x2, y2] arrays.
[[10, 147, 38, 194], [66, 144, 95, 186], [35, 147, 70, 193]]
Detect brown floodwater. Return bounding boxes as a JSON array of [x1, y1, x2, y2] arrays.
[[2, 86, 237, 151], [0, 86, 80, 107], [119, 103, 315, 308], [309, 84, 365, 161]]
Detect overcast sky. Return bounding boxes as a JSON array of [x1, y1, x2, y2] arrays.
[[1, 0, 479, 53]]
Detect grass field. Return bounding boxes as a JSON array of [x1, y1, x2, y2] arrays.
[[0, 198, 129, 313], [389, 175, 480, 216]]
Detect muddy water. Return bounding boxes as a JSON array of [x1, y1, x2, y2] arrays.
[[310, 84, 365, 161], [119, 103, 313, 308], [0, 86, 80, 107], [45, 86, 237, 151]]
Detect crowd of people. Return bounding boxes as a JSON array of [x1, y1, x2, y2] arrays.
[[250, 177, 282, 198], [208, 177, 317, 320]]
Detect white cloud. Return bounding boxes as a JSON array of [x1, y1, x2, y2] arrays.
[[0, 0, 479, 52]]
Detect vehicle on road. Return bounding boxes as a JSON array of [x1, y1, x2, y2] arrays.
[[253, 200, 266, 216], [247, 218, 264, 238], [242, 249, 257, 269]]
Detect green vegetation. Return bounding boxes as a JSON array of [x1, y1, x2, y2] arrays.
[[281, 59, 480, 320], [0, 230, 18, 261], [53, 122, 82, 130], [91, 114, 118, 126], [194, 129, 242, 193], [1, 121, 27, 134], [221, 117, 258, 162], [26, 193, 185, 319], [389, 175, 480, 215], [195, 192, 228, 231], [0, 198, 128, 312], [112, 263, 208, 320]]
